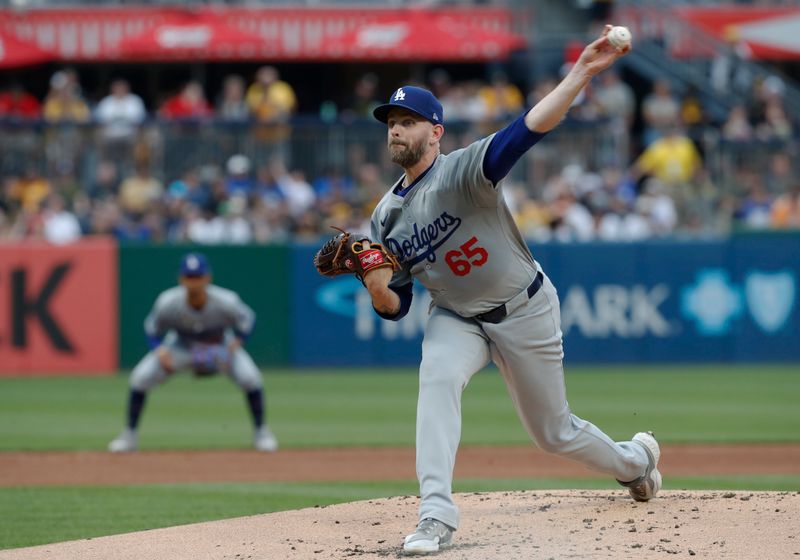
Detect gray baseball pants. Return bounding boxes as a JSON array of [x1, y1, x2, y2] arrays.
[[415, 271, 650, 529], [129, 344, 263, 392]]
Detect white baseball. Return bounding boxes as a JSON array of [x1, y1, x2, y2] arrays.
[[607, 25, 632, 49]]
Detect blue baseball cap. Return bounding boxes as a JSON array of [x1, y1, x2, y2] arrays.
[[180, 252, 211, 277], [373, 86, 444, 125]]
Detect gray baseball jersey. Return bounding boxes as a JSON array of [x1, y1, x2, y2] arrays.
[[370, 134, 652, 531], [130, 285, 261, 392], [144, 284, 255, 347], [371, 135, 537, 317]]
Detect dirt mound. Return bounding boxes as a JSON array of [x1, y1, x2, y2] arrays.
[[2, 490, 797, 559], [3, 444, 799, 486]]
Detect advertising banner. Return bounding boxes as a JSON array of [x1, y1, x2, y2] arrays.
[[0, 7, 521, 63], [291, 236, 800, 366], [291, 243, 427, 367], [0, 239, 117, 375]]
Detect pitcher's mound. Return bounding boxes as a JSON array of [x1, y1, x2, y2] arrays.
[[2, 490, 798, 559]]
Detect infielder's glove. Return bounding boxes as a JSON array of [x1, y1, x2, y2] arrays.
[[190, 344, 230, 377], [314, 226, 400, 281]]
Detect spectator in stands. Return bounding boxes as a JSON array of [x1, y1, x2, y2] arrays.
[[118, 164, 164, 218], [543, 173, 595, 242], [290, 208, 321, 240], [272, 162, 314, 218], [42, 71, 91, 173], [632, 126, 703, 224], [597, 197, 651, 241], [0, 84, 41, 119], [632, 125, 702, 187], [223, 154, 255, 198], [87, 160, 120, 201], [112, 212, 159, 243], [43, 71, 90, 123], [680, 168, 724, 236], [249, 196, 291, 243], [8, 167, 51, 213], [756, 98, 793, 142], [41, 192, 82, 245], [748, 74, 785, 127], [722, 104, 753, 142], [351, 162, 386, 210], [159, 81, 213, 119], [594, 70, 635, 125], [216, 193, 253, 244], [183, 203, 218, 244], [184, 194, 254, 245], [95, 79, 147, 169], [478, 71, 524, 123], [641, 78, 680, 146], [168, 167, 212, 211], [733, 171, 773, 229], [215, 74, 250, 162], [636, 178, 678, 236], [679, 85, 707, 142], [246, 65, 297, 164], [437, 81, 486, 124], [254, 163, 286, 210], [341, 73, 381, 120], [88, 198, 120, 237], [217, 75, 249, 121], [312, 166, 355, 203], [246, 66, 297, 124], [770, 183, 800, 229], [0, 84, 42, 175], [593, 70, 635, 165], [764, 152, 794, 195], [429, 69, 457, 120]]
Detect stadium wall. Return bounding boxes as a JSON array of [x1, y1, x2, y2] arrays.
[[1, 235, 797, 374], [292, 233, 800, 365]]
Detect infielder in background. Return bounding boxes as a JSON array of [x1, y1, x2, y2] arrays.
[[108, 252, 278, 453], [364, 26, 660, 554]]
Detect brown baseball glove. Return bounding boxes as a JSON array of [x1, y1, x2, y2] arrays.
[[314, 226, 400, 281]]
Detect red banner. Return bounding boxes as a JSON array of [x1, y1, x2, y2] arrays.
[[675, 7, 800, 60], [0, 238, 117, 375], [615, 5, 800, 60], [0, 7, 524, 63], [0, 27, 53, 68]]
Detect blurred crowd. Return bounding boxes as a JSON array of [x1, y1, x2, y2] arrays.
[[1, 59, 799, 246]]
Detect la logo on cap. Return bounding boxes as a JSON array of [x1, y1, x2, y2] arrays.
[[393, 88, 406, 101]]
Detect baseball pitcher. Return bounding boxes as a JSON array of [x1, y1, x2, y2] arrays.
[[314, 26, 660, 554], [108, 252, 278, 452]]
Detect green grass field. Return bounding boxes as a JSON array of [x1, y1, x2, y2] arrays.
[[1, 365, 798, 549]]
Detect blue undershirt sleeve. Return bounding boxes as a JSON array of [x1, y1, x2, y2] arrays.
[[146, 334, 164, 350], [482, 112, 548, 185], [373, 282, 414, 321]]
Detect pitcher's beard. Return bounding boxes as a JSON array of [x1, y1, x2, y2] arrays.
[[390, 139, 426, 168]]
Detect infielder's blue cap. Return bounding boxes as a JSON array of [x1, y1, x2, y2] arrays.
[[373, 86, 444, 126], [180, 252, 211, 277]]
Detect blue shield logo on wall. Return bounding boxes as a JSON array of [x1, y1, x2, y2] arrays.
[[681, 270, 742, 335], [745, 271, 796, 333]]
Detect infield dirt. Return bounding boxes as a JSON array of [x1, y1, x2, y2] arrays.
[[1, 444, 799, 559]]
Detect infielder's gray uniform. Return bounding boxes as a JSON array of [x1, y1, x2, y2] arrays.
[[130, 285, 262, 392], [371, 135, 650, 530]]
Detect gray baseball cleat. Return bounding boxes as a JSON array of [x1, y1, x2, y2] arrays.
[[619, 431, 662, 501], [108, 428, 138, 452], [403, 518, 454, 554], [253, 425, 278, 452]]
